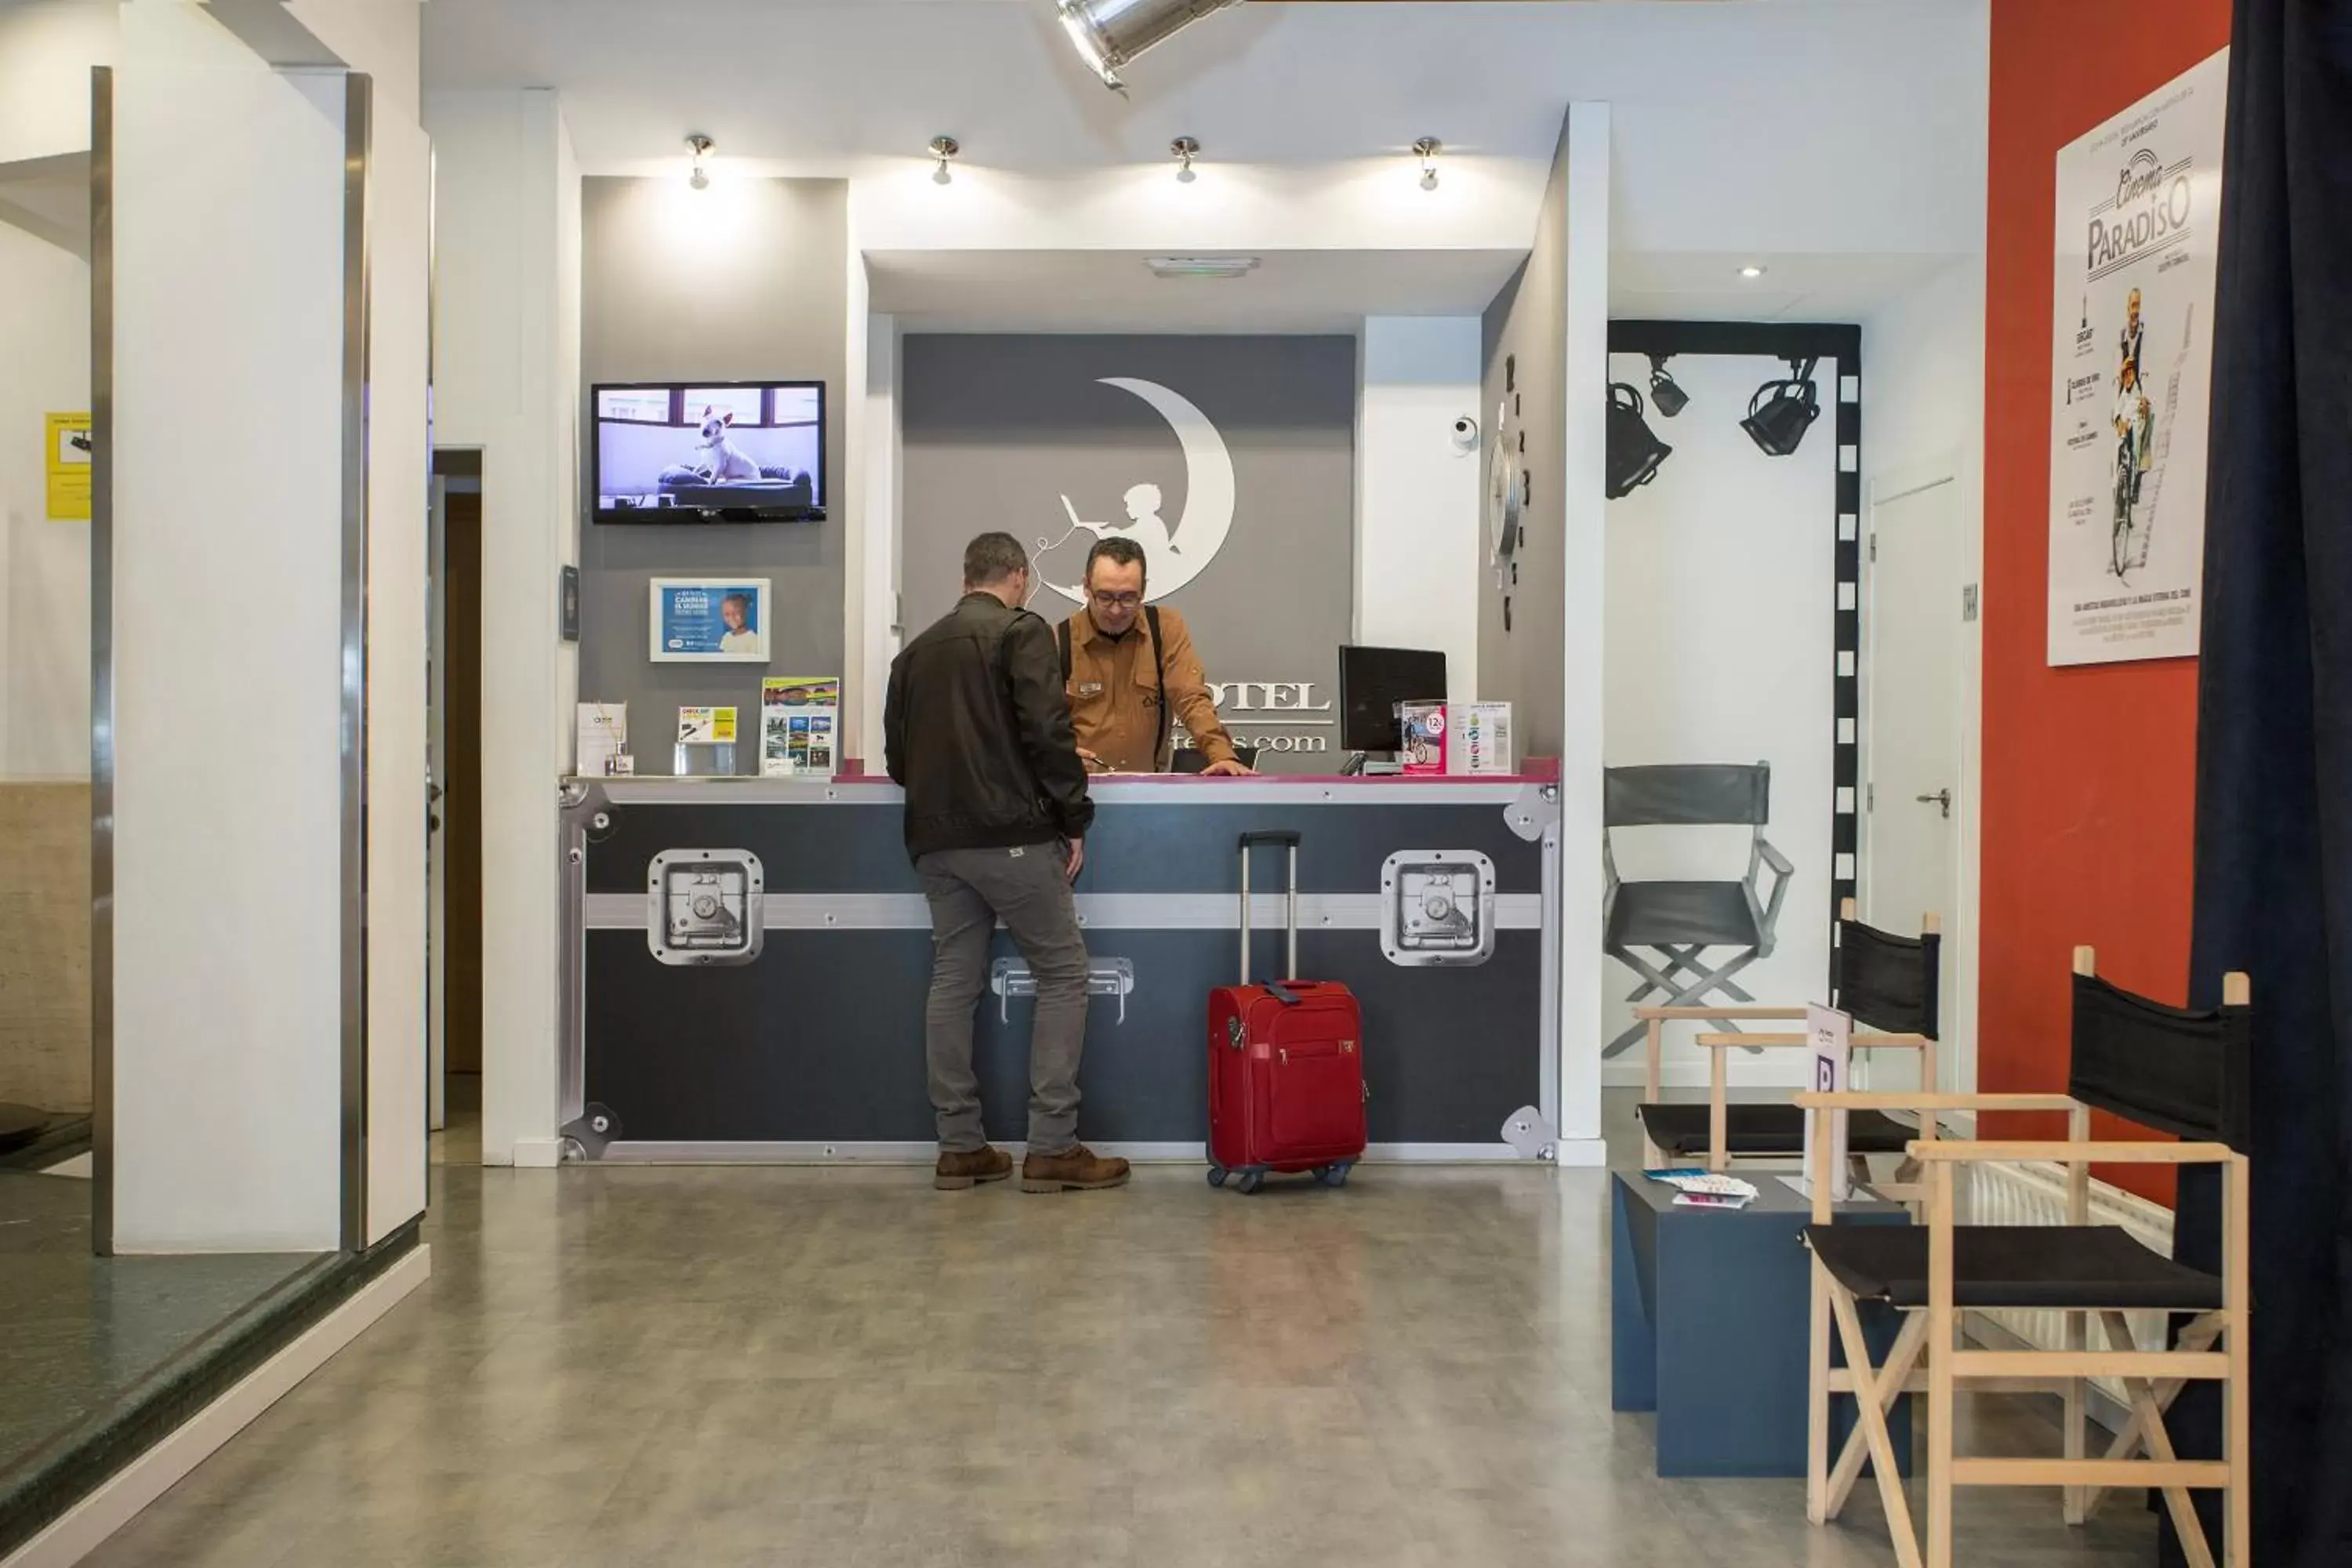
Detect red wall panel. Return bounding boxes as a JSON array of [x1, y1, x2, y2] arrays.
[[1981, 0, 2230, 1200]]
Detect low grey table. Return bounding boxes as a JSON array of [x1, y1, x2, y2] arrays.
[[1610, 1169, 1914, 1478]]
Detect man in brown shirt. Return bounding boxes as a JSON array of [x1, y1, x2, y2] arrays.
[[1054, 536, 1253, 775]]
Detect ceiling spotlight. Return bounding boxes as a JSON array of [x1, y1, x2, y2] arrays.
[[686, 134, 713, 191], [1057, 0, 1244, 90], [1414, 137, 1442, 191], [1739, 264, 1766, 279], [1740, 356, 1822, 457], [928, 136, 960, 186], [1646, 354, 1689, 419], [1171, 136, 1200, 183], [1605, 383, 1673, 499]]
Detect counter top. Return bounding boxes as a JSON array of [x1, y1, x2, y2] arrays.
[[565, 771, 1558, 806]]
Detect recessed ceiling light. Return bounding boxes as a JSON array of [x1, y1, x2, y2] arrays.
[[686, 134, 714, 191], [1145, 256, 1260, 279], [1414, 137, 1441, 191], [1171, 136, 1200, 183], [1739, 264, 1766, 279], [928, 136, 960, 186]]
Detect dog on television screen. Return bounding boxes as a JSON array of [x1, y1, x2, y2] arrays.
[[660, 406, 763, 486]]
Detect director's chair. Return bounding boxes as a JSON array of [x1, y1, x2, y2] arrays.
[[1796, 948, 2250, 1568], [1634, 899, 1940, 1175], [1602, 762, 1795, 1058]]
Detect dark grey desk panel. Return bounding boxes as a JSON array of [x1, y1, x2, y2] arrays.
[[583, 793, 1548, 896], [582, 929, 1542, 1145]]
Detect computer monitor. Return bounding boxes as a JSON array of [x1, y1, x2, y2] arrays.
[[1338, 645, 1448, 753]]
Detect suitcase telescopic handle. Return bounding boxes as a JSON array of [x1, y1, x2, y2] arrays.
[[1237, 832, 1301, 988]]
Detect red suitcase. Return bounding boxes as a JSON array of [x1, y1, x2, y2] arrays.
[[1206, 832, 1367, 1194]]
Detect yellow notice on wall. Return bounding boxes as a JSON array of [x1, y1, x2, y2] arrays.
[[46, 412, 92, 521]]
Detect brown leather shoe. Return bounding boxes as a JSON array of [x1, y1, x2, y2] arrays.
[[1020, 1144, 1131, 1193], [934, 1146, 1013, 1190]]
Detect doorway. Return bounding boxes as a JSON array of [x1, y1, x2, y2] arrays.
[[430, 451, 484, 1160], [1862, 457, 1964, 1094]]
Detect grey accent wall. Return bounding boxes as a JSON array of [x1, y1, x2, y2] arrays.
[[901, 336, 1356, 773], [577, 176, 847, 771], [1479, 127, 1570, 761]]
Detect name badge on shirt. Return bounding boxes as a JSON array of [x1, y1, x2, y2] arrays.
[[1076, 681, 1105, 697]]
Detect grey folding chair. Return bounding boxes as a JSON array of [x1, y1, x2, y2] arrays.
[[1602, 762, 1793, 1057]]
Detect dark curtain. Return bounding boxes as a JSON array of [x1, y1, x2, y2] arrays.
[[2182, 3, 2352, 1565]]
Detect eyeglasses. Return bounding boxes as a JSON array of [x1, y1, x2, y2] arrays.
[[1091, 590, 1142, 611]]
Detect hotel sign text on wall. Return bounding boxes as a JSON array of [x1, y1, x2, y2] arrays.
[[1171, 679, 1335, 755]]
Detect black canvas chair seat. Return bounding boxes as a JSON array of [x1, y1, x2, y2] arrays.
[[1638, 1102, 1913, 1159], [1606, 880, 1762, 949], [1804, 1223, 2223, 1312]]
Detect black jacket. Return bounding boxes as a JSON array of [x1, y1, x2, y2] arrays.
[[884, 592, 1094, 861]]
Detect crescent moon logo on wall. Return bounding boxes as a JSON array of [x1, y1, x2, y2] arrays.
[[1037, 377, 1236, 606]]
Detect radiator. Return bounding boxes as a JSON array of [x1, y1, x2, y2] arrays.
[[1961, 1159, 2176, 1414]]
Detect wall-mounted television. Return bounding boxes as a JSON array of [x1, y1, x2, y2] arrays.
[[592, 381, 826, 523]]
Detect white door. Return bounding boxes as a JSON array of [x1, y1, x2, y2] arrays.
[[1863, 463, 1962, 1092]]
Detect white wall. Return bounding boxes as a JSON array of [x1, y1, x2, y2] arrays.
[[0, 0, 116, 165], [1602, 350, 1838, 1088], [112, 0, 350, 1250], [1354, 317, 1481, 703], [1863, 254, 1986, 1085], [295, 0, 434, 1244], [0, 220, 89, 782], [424, 86, 582, 1166]]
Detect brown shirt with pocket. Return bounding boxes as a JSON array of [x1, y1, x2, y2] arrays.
[[1057, 604, 1237, 772]]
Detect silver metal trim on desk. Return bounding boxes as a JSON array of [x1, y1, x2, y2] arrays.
[[580, 891, 1548, 933], [571, 775, 1548, 809], [590, 1141, 1524, 1166], [338, 73, 373, 1253], [89, 64, 116, 1254]]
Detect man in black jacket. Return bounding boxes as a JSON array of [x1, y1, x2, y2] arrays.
[[884, 532, 1131, 1194]]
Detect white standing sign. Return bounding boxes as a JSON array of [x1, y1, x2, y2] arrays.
[[2047, 49, 2229, 667], [1804, 1004, 1853, 1202]]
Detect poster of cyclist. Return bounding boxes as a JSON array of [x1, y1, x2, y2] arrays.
[[2047, 49, 2227, 667]]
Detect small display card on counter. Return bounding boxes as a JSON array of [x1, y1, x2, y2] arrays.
[[674, 705, 739, 777], [1396, 699, 1447, 775], [1642, 1169, 1760, 1210], [1451, 701, 1514, 776], [761, 676, 840, 777], [577, 702, 628, 776], [1800, 1003, 1853, 1201]]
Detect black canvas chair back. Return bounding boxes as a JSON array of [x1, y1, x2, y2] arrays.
[[1833, 919, 1940, 1040], [1604, 763, 1770, 828], [2067, 971, 2252, 1151]]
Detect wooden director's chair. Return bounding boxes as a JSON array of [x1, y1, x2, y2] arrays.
[[1796, 948, 2251, 1568], [1634, 900, 1940, 1175]]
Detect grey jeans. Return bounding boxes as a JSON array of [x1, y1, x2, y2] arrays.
[[916, 844, 1091, 1156]]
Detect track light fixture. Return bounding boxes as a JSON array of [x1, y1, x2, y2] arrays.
[[1414, 137, 1441, 191], [1646, 354, 1689, 419], [928, 136, 960, 186], [1740, 356, 1821, 457], [685, 134, 714, 191], [1057, 0, 1244, 90], [1605, 383, 1673, 499], [1171, 136, 1200, 183]]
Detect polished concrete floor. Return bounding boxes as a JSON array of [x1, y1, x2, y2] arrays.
[[79, 1098, 2161, 1568], [0, 1169, 318, 1498]]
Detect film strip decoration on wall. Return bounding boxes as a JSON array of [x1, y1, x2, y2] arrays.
[[1605, 320, 1864, 953]]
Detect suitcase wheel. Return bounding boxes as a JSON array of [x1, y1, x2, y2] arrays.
[[1206, 1164, 1229, 1189], [1316, 1162, 1354, 1188], [1235, 1169, 1266, 1196]]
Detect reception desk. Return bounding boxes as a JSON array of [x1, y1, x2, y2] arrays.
[[557, 775, 1563, 1162]]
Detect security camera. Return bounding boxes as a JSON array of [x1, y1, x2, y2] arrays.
[[1450, 416, 1479, 453]]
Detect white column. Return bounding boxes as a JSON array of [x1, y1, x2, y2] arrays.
[[1556, 103, 1612, 1158], [424, 87, 580, 1167], [1354, 317, 1483, 703], [110, 1, 350, 1250]]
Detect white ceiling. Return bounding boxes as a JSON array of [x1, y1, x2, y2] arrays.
[[866, 247, 1530, 332], [423, 0, 1990, 325]]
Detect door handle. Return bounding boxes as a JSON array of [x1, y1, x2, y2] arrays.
[[1915, 788, 1953, 820]]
